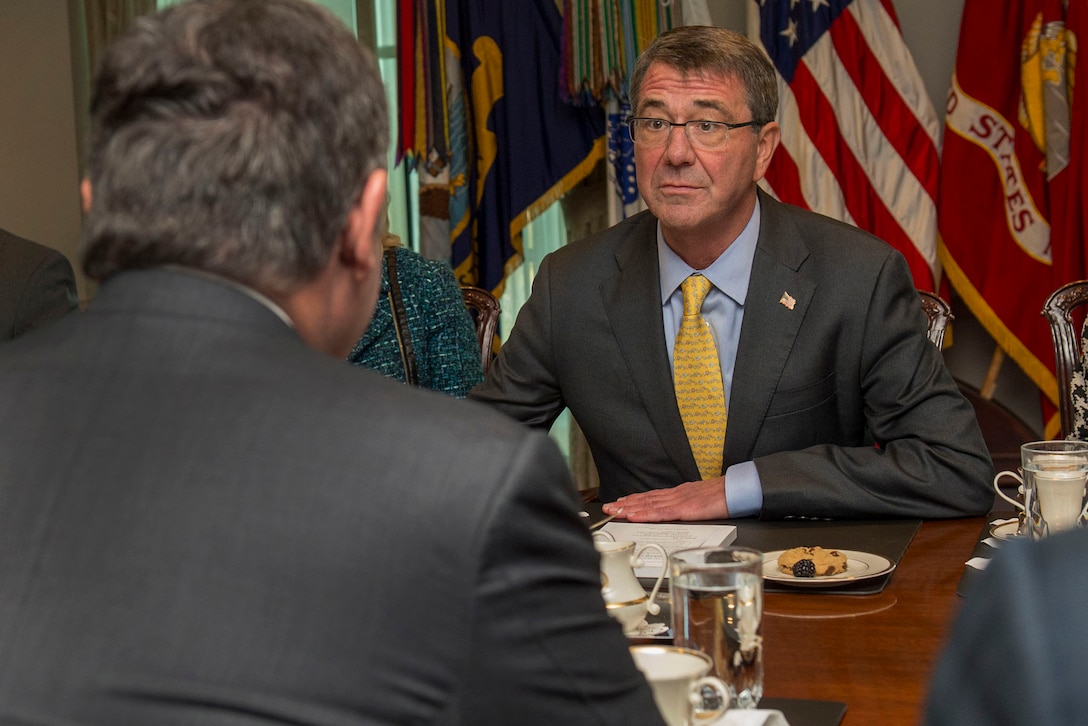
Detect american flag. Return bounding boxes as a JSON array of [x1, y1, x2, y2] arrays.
[[751, 0, 940, 291]]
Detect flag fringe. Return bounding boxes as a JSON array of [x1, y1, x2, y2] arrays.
[[938, 239, 1060, 437], [510, 136, 607, 242]]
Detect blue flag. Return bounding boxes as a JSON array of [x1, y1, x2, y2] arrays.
[[445, 0, 605, 294]]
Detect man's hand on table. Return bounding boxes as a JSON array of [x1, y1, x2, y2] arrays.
[[601, 477, 731, 521]]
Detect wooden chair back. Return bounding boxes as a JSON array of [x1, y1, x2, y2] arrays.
[[1043, 280, 1088, 437], [461, 285, 501, 374], [919, 289, 953, 349]]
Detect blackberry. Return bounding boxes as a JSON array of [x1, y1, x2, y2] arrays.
[[792, 559, 817, 578]]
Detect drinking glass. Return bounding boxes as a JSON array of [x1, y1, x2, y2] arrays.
[[994, 440, 1088, 540], [669, 546, 763, 709]]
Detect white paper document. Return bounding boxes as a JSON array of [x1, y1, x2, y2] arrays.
[[598, 522, 738, 578]]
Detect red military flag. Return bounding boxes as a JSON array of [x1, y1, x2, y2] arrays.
[[1052, 0, 1088, 301], [752, 0, 941, 291], [938, 0, 1080, 436]]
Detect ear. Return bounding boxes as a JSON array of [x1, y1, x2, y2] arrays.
[[753, 121, 781, 183], [339, 169, 388, 278], [80, 179, 93, 212]]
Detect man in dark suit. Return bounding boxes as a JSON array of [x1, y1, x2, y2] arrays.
[[924, 530, 1088, 725], [0, 1, 663, 723], [471, 26, 992, 521], [0, 226, 78, 339]]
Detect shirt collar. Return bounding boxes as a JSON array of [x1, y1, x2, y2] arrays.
[[160, 265, 295, 328], [658, 199, 761, 306]]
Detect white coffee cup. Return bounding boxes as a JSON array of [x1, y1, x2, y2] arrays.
[[994, 440, 1088, 539], [630, 645, 730, 726]]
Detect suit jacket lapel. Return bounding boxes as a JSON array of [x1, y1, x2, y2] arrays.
[[726, 192, 814, 465], [601, 213, 700, 481]]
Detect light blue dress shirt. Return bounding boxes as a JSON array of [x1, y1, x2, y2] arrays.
[[658, 201, 763, 517]]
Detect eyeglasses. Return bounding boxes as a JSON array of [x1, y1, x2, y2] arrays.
[[625, 117, 763, 150]]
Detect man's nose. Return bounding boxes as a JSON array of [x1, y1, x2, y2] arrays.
[[663, 124, 696, 164]]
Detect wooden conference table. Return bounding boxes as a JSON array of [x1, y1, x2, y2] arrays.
[[756, 516, 983, 726], [610, 504, 987, 726]]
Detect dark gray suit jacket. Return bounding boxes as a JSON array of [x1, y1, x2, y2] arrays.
[[0, 227, 78, 340], [472, 192, 993, 519], [924, 529, 1088, 725], [0, 269, 663, 725]]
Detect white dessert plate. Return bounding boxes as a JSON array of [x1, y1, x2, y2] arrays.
[[761, 549, 895, 588], [988, 519, 1022, 541]]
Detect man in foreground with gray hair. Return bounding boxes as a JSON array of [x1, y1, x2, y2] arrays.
[[0, 1, 662, 723]]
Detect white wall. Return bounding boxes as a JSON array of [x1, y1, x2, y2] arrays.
[[0, 2, 85, 300]]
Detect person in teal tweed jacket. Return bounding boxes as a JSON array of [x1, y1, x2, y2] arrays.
[[347, 243, 483, 397]]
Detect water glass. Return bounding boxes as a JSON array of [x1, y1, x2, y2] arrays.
[[669, 546, 763, 709], [994, 440, 1088, 539]]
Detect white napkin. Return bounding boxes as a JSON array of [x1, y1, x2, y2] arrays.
[[712, 709, 790, 725], [965, 556, 990, 571]]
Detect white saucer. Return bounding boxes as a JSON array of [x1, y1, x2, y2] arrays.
[[762, 549, 895, 588], [988, 519, 1022, 541]]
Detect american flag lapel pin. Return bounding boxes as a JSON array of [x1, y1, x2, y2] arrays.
[[779, 292, 796, 310]]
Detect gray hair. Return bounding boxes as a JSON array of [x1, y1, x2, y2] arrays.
[[629, 26, 778, 127], [80, 0, 389, 293]]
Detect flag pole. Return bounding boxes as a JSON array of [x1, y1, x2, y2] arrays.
[[979, 348, 1006, 401]]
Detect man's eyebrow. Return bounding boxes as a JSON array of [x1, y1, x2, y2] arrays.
[[692, 99, 727, 113], [637, 98, 730, 117]]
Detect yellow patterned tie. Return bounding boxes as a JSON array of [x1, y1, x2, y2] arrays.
[[674, 275, 727, 479]]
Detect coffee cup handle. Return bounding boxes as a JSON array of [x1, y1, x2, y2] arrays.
[[993, 470, 1026, 512], [592, 530, 615, 542], [634, 543, 668, 617], [688, 675, 731, 722]]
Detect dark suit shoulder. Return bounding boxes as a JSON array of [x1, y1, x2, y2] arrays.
[[0, 227, 78, 340], [0, 227, 62, 268], [759, 192, 900, 268], [924, 531, 1088, 725]]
